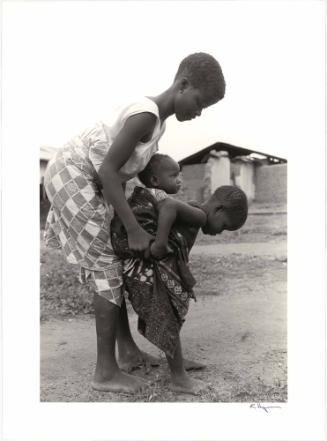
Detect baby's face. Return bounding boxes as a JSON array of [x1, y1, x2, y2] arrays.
[[155, 158, 182, 194]]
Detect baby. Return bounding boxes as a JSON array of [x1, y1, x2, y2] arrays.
[[138, 154, 247, 259], [111, 154, 248, 394]]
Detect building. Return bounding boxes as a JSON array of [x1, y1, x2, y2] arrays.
[[40, 141, 287, 219], [178, 142, 287, 205], [40, 146, 57, 200]]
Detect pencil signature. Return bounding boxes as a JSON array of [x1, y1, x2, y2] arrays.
[[249, 403, 282, 413]]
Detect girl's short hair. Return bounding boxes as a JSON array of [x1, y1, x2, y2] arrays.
[[175, 52, 226, 106], [213, 185, 248, 229]]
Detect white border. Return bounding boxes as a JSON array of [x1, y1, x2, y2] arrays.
[[1, 1, 326, 440]]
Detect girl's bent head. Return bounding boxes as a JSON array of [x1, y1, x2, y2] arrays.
[[202, 185, 248, 235], [174, 52, 226, 107]]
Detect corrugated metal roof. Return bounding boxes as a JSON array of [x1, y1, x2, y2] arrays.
[[179, 142, 287, 166]]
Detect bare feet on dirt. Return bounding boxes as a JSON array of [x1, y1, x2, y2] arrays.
[[119, 353, 206, 373], [169, 374, 209, 395], [183, 358, 206, 371], [91, 370, 147, 393], [118, 351, 160, 373]]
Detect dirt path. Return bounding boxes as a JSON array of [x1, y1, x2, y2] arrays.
[[41, 240, 287, 402], [191, 241, 286, 258]]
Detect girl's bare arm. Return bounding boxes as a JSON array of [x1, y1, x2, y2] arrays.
[[151, 198, 206, 258], [150, 199, 177, 257], [98, 112, 157, 251]]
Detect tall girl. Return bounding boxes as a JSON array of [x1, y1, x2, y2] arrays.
[[44, 52, 226, 393]]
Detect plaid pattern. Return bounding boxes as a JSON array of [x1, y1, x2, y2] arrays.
[[44, 144, 124, 306], [79, 265, 123, 307], [43, 100, 166, 306]]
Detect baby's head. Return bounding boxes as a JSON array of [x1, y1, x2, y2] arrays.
[[173, 53, 226, 120], [202, 185, 248, 235], [138, 154, 182, 194]]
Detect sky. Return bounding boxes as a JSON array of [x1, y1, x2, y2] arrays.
[[2, 0, 325, 161]]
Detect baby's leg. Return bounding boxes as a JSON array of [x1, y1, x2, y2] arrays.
[[166, 337, 209, 395], [116, 298, 160, 372], [92, 293, 147, 393]]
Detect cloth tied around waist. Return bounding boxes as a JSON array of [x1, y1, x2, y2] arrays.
[[110, 186, 196, 357]]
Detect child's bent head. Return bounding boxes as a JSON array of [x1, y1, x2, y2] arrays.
[[202, 185, 248, 235], [138, 154, 182, 194], [175, 52, 226, 108]]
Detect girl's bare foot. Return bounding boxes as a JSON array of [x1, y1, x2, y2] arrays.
[[183, 358, 206, 371], [169, 374, 209, 395], [118, 350, 160, 373], [119, 353, 205, 373], [92, 370, 147, 393]]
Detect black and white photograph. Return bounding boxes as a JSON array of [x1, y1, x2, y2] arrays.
[[2, 1, 325, 440]]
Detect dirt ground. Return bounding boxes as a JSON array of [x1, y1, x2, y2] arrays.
[[40, 207, 287, 402]]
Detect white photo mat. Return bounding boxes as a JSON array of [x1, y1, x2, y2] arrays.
[[1, 1, 326, 440]]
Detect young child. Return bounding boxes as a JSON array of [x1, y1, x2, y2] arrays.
[[43, 53, 226, 394], [111, 154, 248, 394]]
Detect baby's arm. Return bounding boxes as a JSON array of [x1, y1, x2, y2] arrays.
[[98, 113, 157, 252], [150, 198, 206, 258]]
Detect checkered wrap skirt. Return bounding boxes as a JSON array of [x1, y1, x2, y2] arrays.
[[44, 139, 123, 306]]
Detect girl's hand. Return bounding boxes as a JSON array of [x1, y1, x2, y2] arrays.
[[127, 226, 154, 253], [150, 241, 173, 260]]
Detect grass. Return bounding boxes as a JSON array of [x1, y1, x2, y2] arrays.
[[40, 245, 93, 320], [41, 241, 285, 320]]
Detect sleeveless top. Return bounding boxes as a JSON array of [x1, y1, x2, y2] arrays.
[[79, 96, 166, 182], [43, 97, 166, 273]]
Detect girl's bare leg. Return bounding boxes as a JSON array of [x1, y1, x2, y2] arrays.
[[92, 293, 147, 393], [116, 298, 205, 372], [116, 298, 160, 372], [166, 336, 208, 395]]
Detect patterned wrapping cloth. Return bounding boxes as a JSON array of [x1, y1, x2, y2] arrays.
[[110, 186, 197, 357], [43, 139, 124, 306]]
